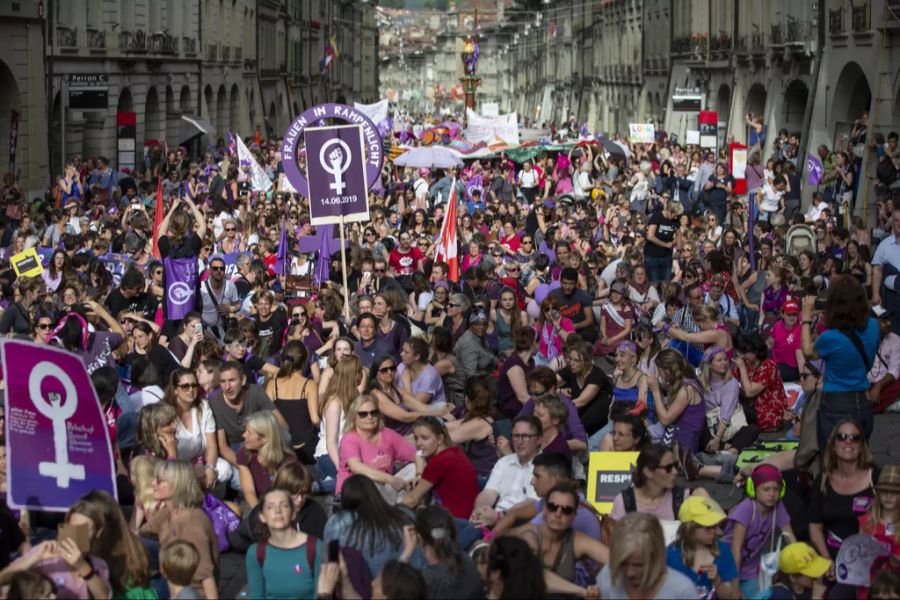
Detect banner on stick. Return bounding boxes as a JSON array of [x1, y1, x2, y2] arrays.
[[164, 257, 199, 320], [629, 123, 655, 144], [586, 451, 639, 515], [465, 109, 519, 145], [2, 340, 117, 511], [304, 124, 370, 225]]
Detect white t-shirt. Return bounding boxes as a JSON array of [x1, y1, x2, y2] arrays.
[[484, 453, 538, 512], [760, 183, 784, 212], [314, 403, 346, 459], [175, 401, 217, 463], [200, 279, 239, 328]]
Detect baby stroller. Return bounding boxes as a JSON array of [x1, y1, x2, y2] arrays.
[[784, 224, 816, 256]]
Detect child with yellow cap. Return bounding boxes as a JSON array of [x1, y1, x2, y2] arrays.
[[666, 495, 740, 598], [766, 542, 830, 599]]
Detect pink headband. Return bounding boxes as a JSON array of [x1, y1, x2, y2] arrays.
[[703, 345, 728, 363], [50, 312, 89, 350]]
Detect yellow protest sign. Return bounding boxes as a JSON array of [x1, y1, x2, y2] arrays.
[[10, 247, 43, 278], [586, 451, 639, 515]]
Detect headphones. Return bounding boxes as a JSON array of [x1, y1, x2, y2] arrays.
[[745, 473, 786, 499]]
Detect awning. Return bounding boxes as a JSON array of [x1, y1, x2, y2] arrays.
[[179, 114, 217, 145]]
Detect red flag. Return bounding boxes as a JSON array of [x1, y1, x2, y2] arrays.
[[152, 176, 163, 258], [435, 179, 459, 281]]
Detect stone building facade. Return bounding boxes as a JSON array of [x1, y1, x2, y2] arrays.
[[1, 0, 379, 196]]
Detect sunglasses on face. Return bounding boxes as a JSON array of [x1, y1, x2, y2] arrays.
[[357, 409, 380, 419], [210, 265, 225, 271], [225, 227, 236, 232], [545, 501, 576, 516], [378, 365, 397, 374], [374, 268, 385, 274], [836, 432, 862, 443], [655, 462, 677, 473], [36, 323, 52, 330], [177, 382, 200, 390]]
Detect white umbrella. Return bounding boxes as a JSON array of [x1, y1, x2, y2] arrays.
[[393, 146, 464, 169]]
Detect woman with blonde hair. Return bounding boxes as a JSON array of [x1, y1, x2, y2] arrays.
[[236, 410, 296, 510], [139, 460, 219, 599], [314, 355, 363, 493], [699, 346, 758, 453], [336, 394, 420, 501], [129, 454, 162, 530], [666, 303, 733, 357], [598, 512, 697, 599]]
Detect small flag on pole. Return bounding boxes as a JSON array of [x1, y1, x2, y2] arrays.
[[435, 179, 459, 282], [152, 177, 163, 259], [274, 220, 288, 277], [320, 35, 339, 74]]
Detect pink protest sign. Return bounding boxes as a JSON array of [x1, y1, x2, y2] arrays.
[[2, 340, 117, 511]]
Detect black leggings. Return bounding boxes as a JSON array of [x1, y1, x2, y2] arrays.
[[579, 393, 612, 437], [699, 420, 759, 451]]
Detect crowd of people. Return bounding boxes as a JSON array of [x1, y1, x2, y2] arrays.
[[0, 109, 899, 600]]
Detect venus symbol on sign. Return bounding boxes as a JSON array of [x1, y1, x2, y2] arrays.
[[29, 361, 85, 488], [319, 138, 352, 195]]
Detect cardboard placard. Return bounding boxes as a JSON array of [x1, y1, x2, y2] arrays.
[[629, 123, 655, 144], [586, 451, 639, 515], [10, 247, 43, 278]]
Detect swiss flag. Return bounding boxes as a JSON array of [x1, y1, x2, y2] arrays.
[[435, 179, 459, 282]]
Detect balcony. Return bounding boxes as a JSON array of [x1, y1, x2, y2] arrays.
[[829, 8, 846, 36], [56, 26, 77, 49], [244, 58, 258, 71], [87, 28, 106, 51], [149, 32, 178, 54], [851, 3, 870, 32], [233, 47, 242, 63], [785, 20, 813, 44], [182, 37, 197, 55], [670, 36, 691, 54], [690, 35, 709, 57], [206, 43, 218, 61], [751, 32, 767, 53], [119, 30, 147, 52], [771, 23, 784, 46], [221, 46, 231, 62], [709, 34, 731, 54]]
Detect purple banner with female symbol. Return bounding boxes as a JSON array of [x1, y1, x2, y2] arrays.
[[164, 257, 198, 320], [304, 124, 370, 225], [2, 340, 117, 511]]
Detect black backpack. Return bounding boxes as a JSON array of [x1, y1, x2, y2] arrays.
[[621, 485, 685, 516], [877, 155, 897, 185]]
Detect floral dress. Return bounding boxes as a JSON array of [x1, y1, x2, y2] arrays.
[[732, 358, 787, 432]]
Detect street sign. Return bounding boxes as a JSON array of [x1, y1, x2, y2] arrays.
[[304, 124, 369, 225], [699, 111, 718, 150], [2, 340, 118, 512], [117, 112, 136, 171], [672, 86, 704, 112], [68, 73, 109, 110]]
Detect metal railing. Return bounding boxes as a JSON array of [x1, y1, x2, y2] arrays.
[[233, 47, 242, 63], [206, 43, 218, 61], [149, 32, 177, 54], [221, 45, 231, 62], [771, 23, 784, 45], [87, 28, 106, 50], [182, 37, 197, 54], [119, 30, 147, 52], [57, 26, 77, 48]]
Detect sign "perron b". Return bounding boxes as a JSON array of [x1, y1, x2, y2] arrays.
[[304, 125, 370, 225]]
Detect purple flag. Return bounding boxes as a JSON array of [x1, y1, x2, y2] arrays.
[[807, 154, 824, 186], [99, 252, 135, 287], [164, 257, 198, 320], [274, 222, 288, 277], [315, 226, 331, 287], [2, 340, 118, 511], [466, 175, 483, 200]]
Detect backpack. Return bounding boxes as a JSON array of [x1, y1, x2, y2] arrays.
[[621, 485, 685, 516], [877, 155, 898, 185], [256, 536, 318, 574]]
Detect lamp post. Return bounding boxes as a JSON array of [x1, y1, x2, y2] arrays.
[[460, 34, 480, 129]]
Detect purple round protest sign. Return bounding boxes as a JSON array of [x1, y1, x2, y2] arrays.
[[281, 103, 384, 196]]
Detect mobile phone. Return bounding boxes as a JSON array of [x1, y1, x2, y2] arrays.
[[551, 309, 561, 321], [58, 522, 91, 554], [328, 540, 340, 562], [194, 323, 203, 335]]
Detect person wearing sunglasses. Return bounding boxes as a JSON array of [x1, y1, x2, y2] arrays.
[[31, 311, 55, 345], [604, 443, 709, 541], [513, 481, 609, 597], [335, 394, 421, 502], [199, 256, 239, 339], [808, 420, 879, 573], [161, 368, 229, 490]]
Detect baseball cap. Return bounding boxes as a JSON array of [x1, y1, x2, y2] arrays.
[[677, 496, 727, 527], [779, 542, 831, 578], [783, 298, 800, 314]]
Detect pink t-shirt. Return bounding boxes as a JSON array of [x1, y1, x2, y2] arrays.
[[336, 428, 417, 493], [535, 319, 574, 360], [771, 319, 802, 368]]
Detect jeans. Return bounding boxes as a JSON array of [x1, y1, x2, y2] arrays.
[[817, 390, 873, 453], [229, 442, 243, 491], [643, 254, 673, 285], [316, 454, 337, 494]]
